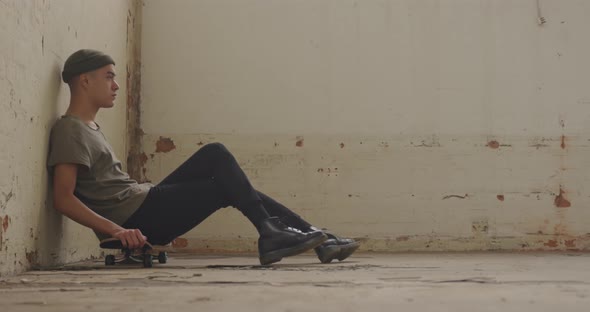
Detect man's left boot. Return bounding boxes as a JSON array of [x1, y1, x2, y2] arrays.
[[310, 227, 360, 264], [258, 217, 328, 265]]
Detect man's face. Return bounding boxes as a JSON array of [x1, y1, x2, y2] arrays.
[[86, 64, 119, 108]]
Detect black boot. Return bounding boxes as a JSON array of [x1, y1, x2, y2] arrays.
[[311, 228, 360, 264], [258, 217, 328, 265]]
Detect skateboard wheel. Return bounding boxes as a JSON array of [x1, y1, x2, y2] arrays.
[[105, 255, 116, 266], [158, 252, 168, 264], [143, 255, 153, 268]]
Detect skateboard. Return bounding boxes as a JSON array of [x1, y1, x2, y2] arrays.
[[99, 238, 170, 268]]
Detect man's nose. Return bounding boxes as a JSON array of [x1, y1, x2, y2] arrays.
[[113, 81, 120, 91]]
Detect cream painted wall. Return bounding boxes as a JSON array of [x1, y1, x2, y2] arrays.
[[140, 0, 590, 252], [0, 0, 140, 276]]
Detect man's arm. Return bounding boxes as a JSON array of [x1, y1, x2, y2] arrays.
[[52, 163, 147, 249]]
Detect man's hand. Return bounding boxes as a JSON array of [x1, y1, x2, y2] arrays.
[[112, 229, 148, 250]]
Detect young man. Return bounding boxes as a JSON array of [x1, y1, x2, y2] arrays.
[[48, 49, 359, 265]]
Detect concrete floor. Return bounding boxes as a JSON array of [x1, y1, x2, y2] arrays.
[[0, 252, 589, 311]]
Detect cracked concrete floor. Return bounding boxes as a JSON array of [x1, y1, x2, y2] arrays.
[[1, 252, 589, 311]]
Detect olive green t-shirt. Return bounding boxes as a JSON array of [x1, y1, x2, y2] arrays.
[[47, 115, 152, 240]]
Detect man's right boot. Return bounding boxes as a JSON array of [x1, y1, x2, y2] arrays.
[[258, 217, 328, 265]]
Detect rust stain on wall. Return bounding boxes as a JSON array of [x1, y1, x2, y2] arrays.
[[172, 237, 188, 248], [554, 188, 571, 208], [487, 140, 500, 149], [295, 136, 304, 147], [2, 215, 9, 232], [125, 0, 145, 182], [560, 135, 566, 149], [544, 240, 558, 247], [139, 152, 148, 166], [497, 195, 504, 201], [564, 239, 576, 248], [155, 137, 176, 153]]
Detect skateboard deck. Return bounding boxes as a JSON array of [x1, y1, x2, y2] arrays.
[[99, 238, 171, 267]]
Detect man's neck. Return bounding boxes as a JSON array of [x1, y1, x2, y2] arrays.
[[66, 95, 99, 123]]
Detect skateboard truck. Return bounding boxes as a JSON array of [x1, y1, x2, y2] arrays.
[[100, 238, 169, 268]]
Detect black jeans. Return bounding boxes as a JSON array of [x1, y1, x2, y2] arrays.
[[122, 143, 312, 245]]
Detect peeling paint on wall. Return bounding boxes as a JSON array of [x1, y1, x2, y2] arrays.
[[172, 237, 188, 248], [155, 137, 176, 153], [554, 188, 571, 208], [295, 137, 304, 147], [487, 140, 500, 149]]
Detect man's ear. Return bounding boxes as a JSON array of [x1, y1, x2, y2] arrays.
[[79, 73, 90, 90]]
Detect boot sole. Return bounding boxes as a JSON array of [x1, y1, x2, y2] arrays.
[[337, 242, 360, 261], [259, 233, 328, 265], [316, 245, 340, 264], [316, 242, 360, 264]]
